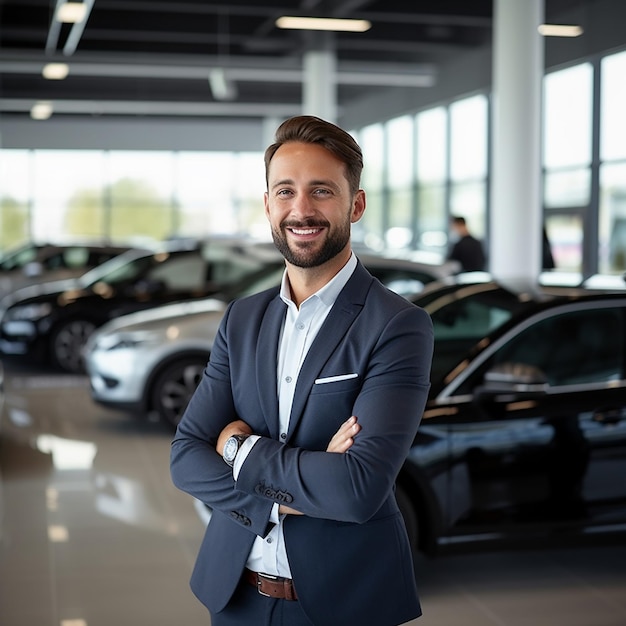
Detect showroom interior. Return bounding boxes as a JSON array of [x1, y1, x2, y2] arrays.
[[2, 1, 626, 626]]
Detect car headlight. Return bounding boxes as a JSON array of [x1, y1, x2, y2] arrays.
[[3, 302, 53, 322], [94, 330, 160, 351]]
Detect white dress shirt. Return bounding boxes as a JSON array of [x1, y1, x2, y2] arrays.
[[233, 252, 357, 577]]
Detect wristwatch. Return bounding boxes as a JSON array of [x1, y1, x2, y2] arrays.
[[223, 434, 249, 467]]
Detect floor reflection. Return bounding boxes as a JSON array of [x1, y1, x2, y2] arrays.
[[1, 360, 626, 626]]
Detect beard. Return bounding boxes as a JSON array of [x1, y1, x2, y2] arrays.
[[271, 216, 352, 268]]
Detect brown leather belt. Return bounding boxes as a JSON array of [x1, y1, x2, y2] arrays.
[[244, 569, 298, 601]]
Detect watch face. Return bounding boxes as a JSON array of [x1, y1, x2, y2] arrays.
[[223, 436, 239, 462]]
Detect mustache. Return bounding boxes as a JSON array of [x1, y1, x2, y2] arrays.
[[281, 219, 330, 229]]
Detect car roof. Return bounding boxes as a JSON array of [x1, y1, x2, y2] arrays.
[[412, 270, 626, 307], [0, 241, 134, 269]]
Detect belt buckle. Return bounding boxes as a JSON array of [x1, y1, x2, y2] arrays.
[[256, 572, 278, 597]]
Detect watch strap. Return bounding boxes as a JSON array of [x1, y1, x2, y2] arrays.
[[223, 433, 249, 466]]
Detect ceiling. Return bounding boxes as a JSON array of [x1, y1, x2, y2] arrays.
[[0, 0, 589, 120]]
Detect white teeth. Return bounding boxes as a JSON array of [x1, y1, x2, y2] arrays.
[[291, 228, 319, 235]]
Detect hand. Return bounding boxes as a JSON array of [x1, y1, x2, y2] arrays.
[[281, 417, 360, 517], [326, 416, 360, 453], [216, 419, 253, 457], [278, 504, 303, 516]]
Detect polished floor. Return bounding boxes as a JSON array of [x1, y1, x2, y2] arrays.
[[1, 359, 625, 626]]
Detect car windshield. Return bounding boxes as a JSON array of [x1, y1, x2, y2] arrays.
[[421, 284, 533, 382], [0, 244, 42, 270], [78, 250, 158, 287], [219, 264, 285, 301]]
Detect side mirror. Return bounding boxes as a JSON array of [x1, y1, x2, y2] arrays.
[[474, 362, 548, 402]]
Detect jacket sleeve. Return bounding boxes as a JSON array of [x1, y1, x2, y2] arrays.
[[235, 304, 434, 524], [170, 302, 275, 538]]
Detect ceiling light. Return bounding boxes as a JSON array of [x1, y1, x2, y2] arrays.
[[538, 24, 584, 37], [42, 62, 70, 80], [31, 101, 54, 120], [208, 68, 238, 101], [56, 1, 88, 24], [276, 16, 371, 33]]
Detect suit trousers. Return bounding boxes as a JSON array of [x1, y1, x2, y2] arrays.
[[210, 578, 313, 626]]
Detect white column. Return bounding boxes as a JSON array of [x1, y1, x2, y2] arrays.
[[303, 49, 337, 123], [262, 116, 282, 148], [489, 0, 544, 282]]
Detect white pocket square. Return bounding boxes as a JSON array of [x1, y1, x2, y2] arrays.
[[314, 373, 358, 385]]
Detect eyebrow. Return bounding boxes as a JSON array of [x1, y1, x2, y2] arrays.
[[270, 178, 342, 192]]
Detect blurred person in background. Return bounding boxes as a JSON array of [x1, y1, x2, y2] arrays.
[[447, 215, 486, 272]]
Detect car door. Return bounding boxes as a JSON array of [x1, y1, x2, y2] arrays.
[[427, 299, 626, 540]]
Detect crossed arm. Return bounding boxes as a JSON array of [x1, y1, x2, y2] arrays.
[[216, 415, 362, 515]]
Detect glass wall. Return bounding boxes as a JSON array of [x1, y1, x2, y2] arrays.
[[416, 107, 448, 255], [385, 115, 414, 250], [0, 149, 30, 249], [357, 123, 385, 251], [449, 95, 488, 242], [0, 149, 266, 253], [352, 46, 625, 276], [354, 94, 489, 262], [2, 45, 626, 276], [542, 63, 593, 271], [599, 50, 626, 273]]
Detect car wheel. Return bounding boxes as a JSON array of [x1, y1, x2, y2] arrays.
[[396, 482, 419, 553], [50, 319, 97, 373], [150, 357, 207, 428]]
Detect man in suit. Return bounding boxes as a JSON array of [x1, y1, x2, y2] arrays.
[[447, 215, 486, 272], [170, 115, 434, 626]]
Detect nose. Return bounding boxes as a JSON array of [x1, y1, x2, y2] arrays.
[[289, 192, 316, 220]]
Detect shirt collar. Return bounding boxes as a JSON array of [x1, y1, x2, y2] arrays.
[[279, 251, 357, 308]]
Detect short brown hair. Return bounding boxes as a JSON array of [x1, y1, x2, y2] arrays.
[[264, 115, 363, 195]]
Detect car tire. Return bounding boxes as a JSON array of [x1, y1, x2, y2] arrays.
[[50, 318, 97, 373], [150, 356, 207, 428], [396, 482, 419, 554]]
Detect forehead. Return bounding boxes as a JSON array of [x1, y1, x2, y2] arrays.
[[268, 141, 347, 181]]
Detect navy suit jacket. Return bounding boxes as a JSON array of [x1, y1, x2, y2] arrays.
[[170, 260, 434, 626]]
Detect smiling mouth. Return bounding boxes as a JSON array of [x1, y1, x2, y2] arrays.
[[289, 227, 323, 235]]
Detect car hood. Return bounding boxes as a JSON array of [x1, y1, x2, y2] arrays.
[[92, 297, 228, 334], [1, 278, 80, 307]]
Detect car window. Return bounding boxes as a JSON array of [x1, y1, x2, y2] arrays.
[[85, 253, 155, 286], [88, 250, 124, 267], [233, 266, 284, 299], [456, 305, 625, 392], [61, 247, 90, 268], [147, 254, 206, 290], [368, 267, 434, 297], [209, 255, 267, 286], [426, 287, 530, 383], [492, 306, 624, 386], [430, 298, 513, 340], [41, 248, 90, 270], [0, 245, 40, 270], [42, 251, 69, 270]]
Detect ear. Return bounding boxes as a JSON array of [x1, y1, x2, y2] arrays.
[[263, 191, 270, 220], [350, 189, 366, 223]]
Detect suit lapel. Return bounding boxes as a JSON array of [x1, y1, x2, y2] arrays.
[[256, 295, 286, 439]]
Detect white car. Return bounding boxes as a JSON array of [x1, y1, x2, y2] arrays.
[[84, 255, 459, 427]]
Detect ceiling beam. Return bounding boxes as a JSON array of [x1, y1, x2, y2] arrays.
[[0, 52, 436, 88], [0, 98, 302, 117]]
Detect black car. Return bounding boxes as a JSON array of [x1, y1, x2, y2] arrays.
[[394, 281, 626, 554], [0, 239, 283, 373], [0, 241, 133, 298]]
